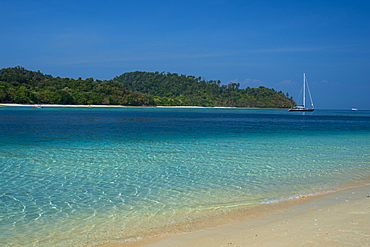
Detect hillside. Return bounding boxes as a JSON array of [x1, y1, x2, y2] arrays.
[[114, 71, 295, 107], [0, 67, 154, 106], [0, 67, 295, 107]]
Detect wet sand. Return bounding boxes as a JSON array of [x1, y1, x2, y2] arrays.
[[97, 184, 370, 247]]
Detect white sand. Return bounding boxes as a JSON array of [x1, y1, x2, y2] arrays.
[[97, 184, 370, 247], [0, 103, 134, 108], [0, 103, 241, 109]]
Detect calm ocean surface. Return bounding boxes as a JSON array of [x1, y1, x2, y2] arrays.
[[1, 107, 369, 246]]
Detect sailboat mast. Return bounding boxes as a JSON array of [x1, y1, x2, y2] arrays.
[[288, 73, 314, 111], [306, 74, 314, 109], [303, 73, 306, 108]]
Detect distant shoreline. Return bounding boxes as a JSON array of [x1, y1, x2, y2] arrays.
[[0, 103, 146, 108], [0, 103, 264, 109], [2, 104, 368, 111]]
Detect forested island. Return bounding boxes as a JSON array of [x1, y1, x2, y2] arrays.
[[0, 66, 295, 108]]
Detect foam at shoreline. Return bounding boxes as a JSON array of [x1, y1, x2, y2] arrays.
[[95, 182, 370, 247]]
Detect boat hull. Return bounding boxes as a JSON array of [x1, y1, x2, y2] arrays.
[[288, 108, 314, 112]]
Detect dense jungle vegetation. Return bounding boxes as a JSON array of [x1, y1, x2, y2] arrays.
[[0, 66, 295, 107]]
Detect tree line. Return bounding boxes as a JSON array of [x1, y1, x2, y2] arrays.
[[114, 71, 295, 107], [0, 67, 295, 108], [0, 67, 154, 105]]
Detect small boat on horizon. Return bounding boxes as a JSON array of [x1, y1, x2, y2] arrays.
[[289, 73, 315, 112]]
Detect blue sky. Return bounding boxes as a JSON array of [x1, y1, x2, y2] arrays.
[[1, 0, 369, 109]]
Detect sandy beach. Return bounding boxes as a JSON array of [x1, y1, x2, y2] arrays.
[[0, 103, 242, 109], [0, 103, 140, 108], [96, 184, 370, 247]]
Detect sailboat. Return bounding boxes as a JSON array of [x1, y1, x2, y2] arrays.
[[289, 73, 314, 112]]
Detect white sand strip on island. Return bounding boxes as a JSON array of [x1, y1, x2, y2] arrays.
[[0, 103, 133, 108], [0, 104, 246, 109], [97, 184, 370, 247]]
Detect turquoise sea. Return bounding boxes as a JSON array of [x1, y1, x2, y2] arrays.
[[1, 107, 369, 246]]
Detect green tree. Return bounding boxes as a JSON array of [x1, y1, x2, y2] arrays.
[[0, 67, 295, 108]]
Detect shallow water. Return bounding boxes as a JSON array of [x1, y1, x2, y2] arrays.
[[1, 107, 369, 246]]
